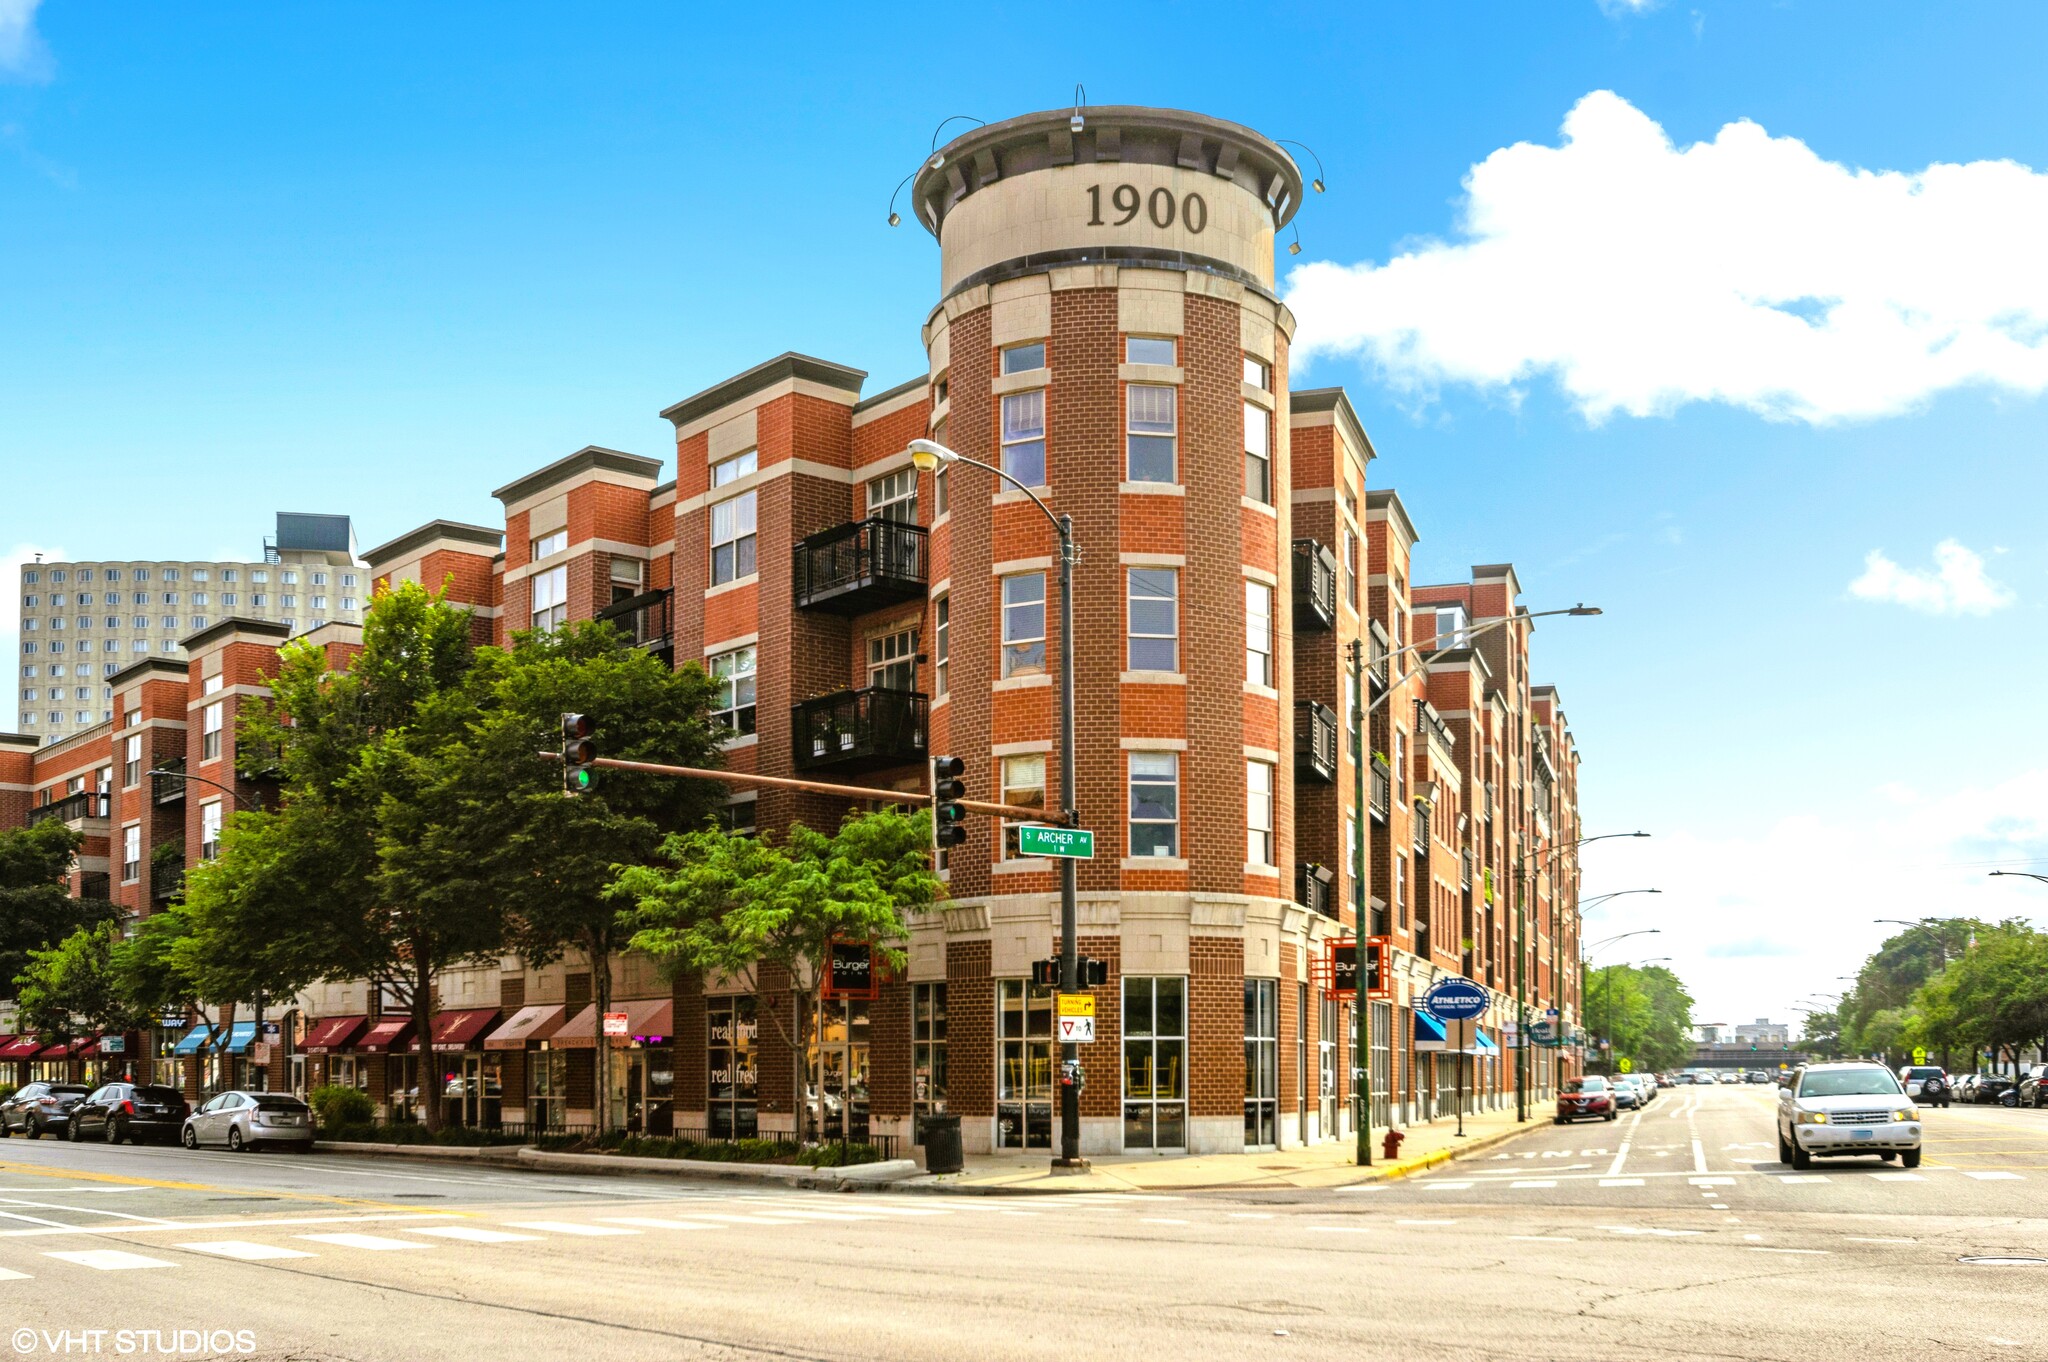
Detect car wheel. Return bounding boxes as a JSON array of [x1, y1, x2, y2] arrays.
[[227, 1126, 245, 1153], [181, 1126, 198, 1150], [24, 1119, 39, 1140], [1605, 1111, 1617, 1121], [1553, 1117, 1566, 1125], [1878, 1151, 1897, 1163], [2003, 1091, 2019, 1107], [1791, 1143, 1813, 1170], [1776, 1129, 1793, 1164], [1900, 1148, 1922, 1169], [67, 1117, 81, 1142], [108, 1119, 125, 1145]]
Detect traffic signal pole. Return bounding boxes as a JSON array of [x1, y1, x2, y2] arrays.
[[1054, 513, 1086, 1172], [541, 752, 1054, 824]]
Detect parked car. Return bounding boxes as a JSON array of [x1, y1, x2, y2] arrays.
[[1612, 1076, 1643, 1110], [0, 1082, 91, 1138], [1777, 1062, 1922, 1169], [68, 1083, 190, 1144], [1897, 1065, 1947, 1101], [1973, 1075, 2018, 1106], [182, 1091, 314, 1151], [2015, 1065, 2048, 1109], [1557, 1075, 1617, 1123], [1718, 1071, 1740, 1084]]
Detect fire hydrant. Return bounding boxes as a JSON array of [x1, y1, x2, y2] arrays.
[[1382, 1128, 1405, 1161]]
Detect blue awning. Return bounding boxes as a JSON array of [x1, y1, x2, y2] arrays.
[[170, 1026, 213, 1057], [1471, 1028, 1499, 1055], [220, 1022, 259, 1055], [1413, 1010, 1448, 1051]]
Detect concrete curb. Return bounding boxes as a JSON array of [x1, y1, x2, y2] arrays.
[[313, 1141, 525, 1165], [515, 1148, 920, 1190]]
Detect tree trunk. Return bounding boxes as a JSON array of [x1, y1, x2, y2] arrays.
[[790, 986, 806, 1143], [591, 941, 612, 1137], [415, 960, 441, 1134]]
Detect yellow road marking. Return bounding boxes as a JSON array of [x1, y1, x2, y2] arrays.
[[0, 1158, 468, 1217]]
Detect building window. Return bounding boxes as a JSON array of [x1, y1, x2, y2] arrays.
[[311, 572, 327, 586], [1000, 573, 1046, 678], [868, 628, 916, 691], [1000, 754, 1046, 859], [867, 468, 916, 523], [708, 647, 757, 735], [252, 570, 267, 584], [1125, 385, 1176, 483], [711, 449, 757, 487], [1244, 355, 1269, 390], [1124, 976, 1187, 1151], [282, 571, 298, 585], [310, 596, 326, 611], [1000, 342, 1045, 375], [200, 801, 222, 861], [530, 530, 567, 561], [934, 463, 948, 518], [913, 982, 947, 1123], [21, 570, 34, 584], [222, 594, 236, 607], [710, 490, 758, 585], [1244, 978, 1278, 1148], [340, 598, 354, 611], [718, 793, 758, 836], [1244, 400, 1272, 503], [706, 996, 759, 1139], [1128, 752, 1179, 859], [1125, 336, 1175, 366], [280, 595, 296, 609], [996, 979, 1053, 1149], [1395, 854, 1407, 929], [123, 735, 142, 788], [122, 825, 141, 884], [932, 596, 949, 698], [1248, 759, 1275, 866], [1434, 607, 1469, 649], [222, 569, 237, 582], [1246, 581, 1274, 687], [1000, 390, 1046, 487], [529, 565, 567, 632], [342, 573, 356, 587], [1395, 731, 1408, 803], [1126, 568, 1178, 672], [201, 701, 223, 761], [161, 569, 177, 581], [191, 592, 207, 607]]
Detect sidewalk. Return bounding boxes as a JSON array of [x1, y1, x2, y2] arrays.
[[903, 1105, 1544, 1195]]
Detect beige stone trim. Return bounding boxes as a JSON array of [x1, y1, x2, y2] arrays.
[[1117, 551, 1186, 567], [1119, 481, 1185, 497], [1117, 362, 1182, 385], [990, 278, 1051, 347], [1119, 736, 1187, 750], [703, 574, 757, 600], [703, 631, 758, 655], [1242, 382, 1275, 410], [851, 385, 924, 428], [1048, 263, 1120, 292], [1244, 681, 1280, 701], [1122, 856, 1189, 873], [991, 739, 1052, 756], [1244, 744, 1280, 763], [991, 673, 1051, 693], [992, 556, 1054, 575], [1242, 496, 1278, 520], [990, 368, 1049, 397], [501, 469, 659, 520], [1244, 565, 1279, 587], [1118, 277, 1185, 337], [708, 413, 758, 462], [1119, 670, 1185, 686], [671, 377, 860, 442]]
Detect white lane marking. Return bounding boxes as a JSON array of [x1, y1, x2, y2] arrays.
[[1606, 1109, 1644, 1176], [1396, 1219, 1455, 1226], [1140, 1218, 1190, 1226], [1418, 1182, 1473, 1191], [502, 1222, 639, 1237], [593, 1218, 715, 1231], [1507, 1235, 1576, 1242], [1307, 1226, 1371, 1234], [44, 1249, 174, 1271], [1688, 1177, 1735, 1186], [405, 1226, 543, 1243], [998, 1210, 1039, 1217], [675, 1212, 808, 1226], [1776, 1175, 1829, 1185], [1744, 1246, 1829, 1256], [0, 1196, 174, 1226], [1844, 1236, 1917, 1244], [756, 1210, 878, 1222], [1964, 1171, 2024, 1181], [1691, 1139, 1708, 1174], [176, 1241, 314, 1261], [1335, 1185, 1387, 1193], [0, 1268, 27, 1280], [296, 1233, 432, 1251], [1871, 1173, 1925, 1182], [1510, 1180, 1557, 1189], [1227, 1212, 1275, 1219], [1603, 1226, 1702, 1237], [1599, 1178, 1644, 1187], [0, 1211, 75, 1229], [0, 1211, 459, 1241]]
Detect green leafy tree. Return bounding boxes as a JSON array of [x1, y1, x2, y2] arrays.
[[1939, 921, 2048, 1071], [13, 922, 146, 1045], [111, 907, 212, 1035], [0, 820, 113, 997], [615, 808, 941, 1142], [1588, 962, 1694, 1074], [412, 618, 726, 1134], [1798, 1005, 1844, 1060], [1842, 919, 1983, 1052]]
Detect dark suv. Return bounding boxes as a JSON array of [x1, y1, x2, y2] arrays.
[[69, 1083, 190, 1144], [2016, 1065, 2048, 1109], [0, 1082, 91, 1137]]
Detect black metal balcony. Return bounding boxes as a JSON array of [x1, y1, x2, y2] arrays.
[[1368, 754, 1391, 821], [596, 587, 673, 660], [152, 757, 187, 805], [77, 872, 110, 902], [151, 861, 183, 903], [1291, 539, 1337, 630], [1297, 862, 1335, 918], [1367, 619, 1391, 691], [792, 686, 928, 773], [1295, 700, 1337, 784], [794, 519, 928, 615], [28, 791, 109, 827]]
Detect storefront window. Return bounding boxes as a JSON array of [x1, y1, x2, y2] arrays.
[[385, 1054, 419, 1123], [526, 1050, 567, 1133], [997, 980, 1053, 1149], [1320, 995, 1340, 1137], [912, 983, 947, 1131], [1123, 976, 1186, 1151], [810, 998, 870, 1143], [1244, 978, 1278, 1149], [706, 997, 758, 1140]]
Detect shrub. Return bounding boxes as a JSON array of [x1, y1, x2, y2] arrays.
[[0, 1085, 15, 1105], [307, 1085, 374, 1129], [315, 1121, 523, 1147], [797, 1141, 884, 1168]]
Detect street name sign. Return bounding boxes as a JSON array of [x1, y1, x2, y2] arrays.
[[1017, 825, 1094, 859], [1422, 976, 1489, 1021]]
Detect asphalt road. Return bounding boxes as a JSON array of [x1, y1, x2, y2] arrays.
[[0, 1085, 2041, 1362]]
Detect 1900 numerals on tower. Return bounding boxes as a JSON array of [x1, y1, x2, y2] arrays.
[[1085, 184, 1209, 233]]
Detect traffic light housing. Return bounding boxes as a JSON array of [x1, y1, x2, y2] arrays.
[[1033, 956, 1107, 988], [931, 755, 967, 849], [561, 712, 597, 796]]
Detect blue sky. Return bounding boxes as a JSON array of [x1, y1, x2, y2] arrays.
[[5, 1, 2047, 1023]]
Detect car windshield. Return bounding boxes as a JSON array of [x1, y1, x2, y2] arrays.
[[1798, 1068, 1902, 1098], [135, 1086, 183, 1102], [50, 1085, 88, 1095], [1564, 1078, 1607, 1093]]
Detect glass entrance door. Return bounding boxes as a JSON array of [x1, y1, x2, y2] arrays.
[[1124, 977, 1188, 1151], [997, 980, 1053, 1149], [809, 999, 870, 1143]]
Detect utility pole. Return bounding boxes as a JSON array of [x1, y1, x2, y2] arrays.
[[1054, 512, 1085, 1171], [1349, 639, 1371, 1166]]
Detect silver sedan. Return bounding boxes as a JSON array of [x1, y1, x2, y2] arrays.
[[182, 1091, 314, 1151]]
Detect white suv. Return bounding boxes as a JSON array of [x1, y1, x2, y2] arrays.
[[1777, 1063, 1922, 1169]]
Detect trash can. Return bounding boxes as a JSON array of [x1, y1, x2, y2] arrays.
[[921, 1114, 963, 1174]]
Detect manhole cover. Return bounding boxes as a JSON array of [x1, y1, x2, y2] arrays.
[[1957, 1256, 2048, 1266]]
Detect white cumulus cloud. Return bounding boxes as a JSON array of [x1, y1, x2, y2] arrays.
[[1286, 91, 2048, 425], [1848, 539, 2014, 616], [0, 0, 50, 82]]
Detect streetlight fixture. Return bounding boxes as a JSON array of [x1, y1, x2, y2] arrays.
[[908, 437, 1086, 1172], [147, 767, 251, 810], [1580, 889, 1660, 912], [1989, 870, 2048, 886]]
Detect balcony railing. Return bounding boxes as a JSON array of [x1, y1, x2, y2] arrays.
[[77, 872, 110, 902], [1294, 701, 1337, 784], [792, 687, 928, 773], [794, 519, 928, 615], [28, 791, 109, 827], [1367, 619, 1392, 691], [1461, 849, 1474, 890], [595, 587, 673, 658], [1297, 862, 1335, 918], [1291, 539, 1337, 630], [1368, 755, 1391, 820], [151, 861, 184, 903], [152, 757, 187, 806]]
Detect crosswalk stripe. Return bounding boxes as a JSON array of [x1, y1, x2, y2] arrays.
[[1419, 1182, 1473, 1191], [683, 1213, 808, 1227], [596, 1218, 717, 1230], [176, 1241, 314, 1261], [296, 1233, 431, 1251], [44, 1249, 175, 1271], [502, 1222, 639, 1237], [1963, 1171, 2024, 1181], [755, 1209, 879, 1222], [1599, 1178, 1644, 1187], [1871, 1173, 1925, 1182], [404, 1226, 542, 1243], [1510, 1180, 1556, 1189], [1776, 1175, 1828, 1184], [0, 1268, 28, 1281]]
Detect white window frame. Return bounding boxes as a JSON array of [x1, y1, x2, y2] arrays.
[[708, 646, 757, 735], [201, 701, 223, 762], [530, 564, 568, 632], [1246, 581, 1274, 687], [1127, 752, 1180, 859], [1000, 754, 1047, 860], [710, 490, 758, 585], [1248, 759, 1276, 867], [1000, 573, 1047, 679], [1125, 384, 1177, 483], [1244, 399, 1272, 504], [1125, 568, 1178, 673], [200, 800, 222, 862], [1000, 390, 1046, 488], [933, 596, 949, 698], [121, 824, 141, 884], [867, 468, 917, 523]]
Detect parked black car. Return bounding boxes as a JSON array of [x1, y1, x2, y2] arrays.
[[2016, 1065, 2048, 1109], [1972, 1075, 2018, 1106], [69, 1083, 190, 1144], [0, 1082, 91, 1137]]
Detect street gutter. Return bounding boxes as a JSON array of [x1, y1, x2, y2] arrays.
[[310, 1140, 918, 1191]]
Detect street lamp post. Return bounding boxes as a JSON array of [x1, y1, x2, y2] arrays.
[[909, 438, 1086, 1171], [1989, 871, 2048, 886], [1581, 929, 1661, 1075]]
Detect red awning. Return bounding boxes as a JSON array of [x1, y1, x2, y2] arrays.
[[484, 1004, 566, 1051], [0, 1037, 43, 1060], [551, 998, 674, 1049], [34, 1041, 73, 1059], [300, 1015, 367, 1055], [429, 1009, 500, 1052], [356, 1018, 415, 1053]]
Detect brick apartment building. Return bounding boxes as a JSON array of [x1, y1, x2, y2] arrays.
[[0, 103, 1587, 1156]]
